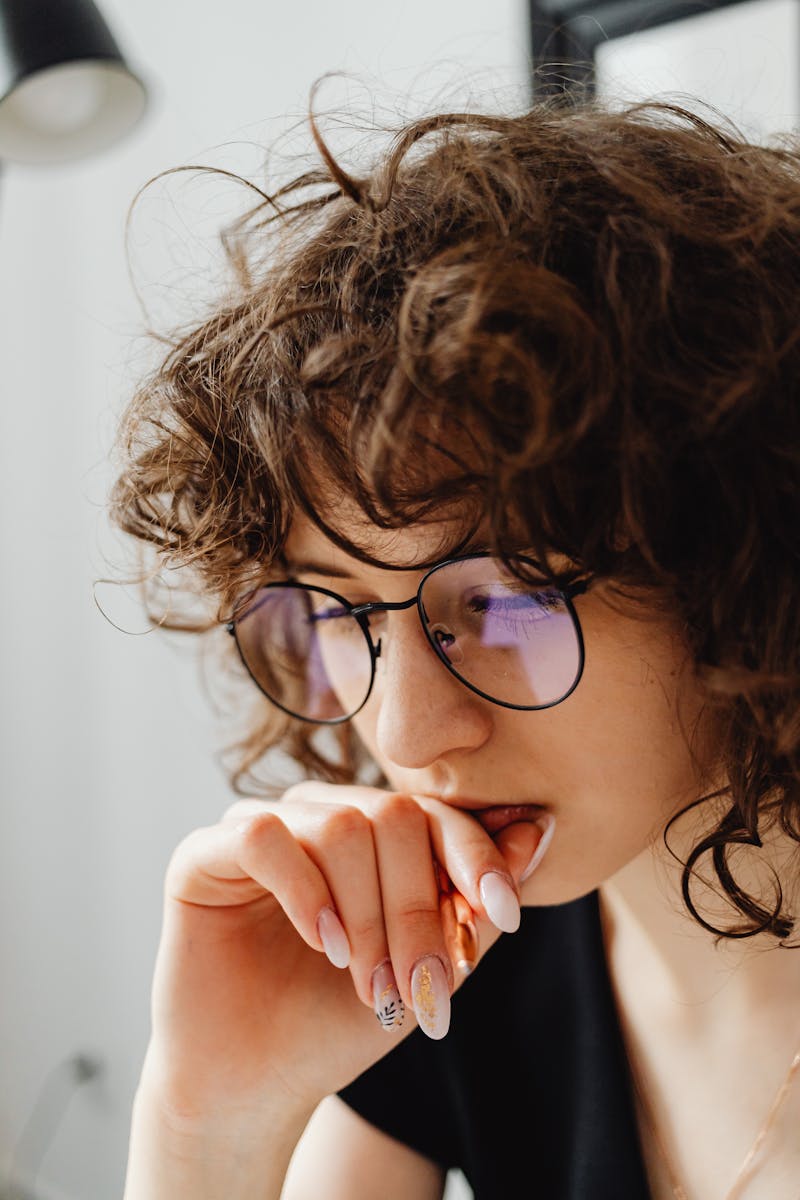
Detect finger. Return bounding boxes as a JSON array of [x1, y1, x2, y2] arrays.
[[493, 814, 555, 885], [166, 814, 352, 968], [238, 812, 364, 966], [412, 800, 544, 934], [368, 793, 454, 1040], [438, 878, 480, 976], [220, 797, 274, 825], [218, 784, 379, 826], [220, 788, 402, 1022], [294, 803, 394, 1016]]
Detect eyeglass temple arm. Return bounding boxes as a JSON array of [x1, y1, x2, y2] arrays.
[[565, 578, 590, 599]]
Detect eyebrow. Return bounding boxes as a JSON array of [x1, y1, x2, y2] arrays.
[[284, 558, 357, 579], [284, 540, 493, 580]]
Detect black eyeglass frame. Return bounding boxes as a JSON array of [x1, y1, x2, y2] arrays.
[[226, 552, 591, 725]]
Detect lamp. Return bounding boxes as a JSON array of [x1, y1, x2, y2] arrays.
[[0, 0, 147, 165]]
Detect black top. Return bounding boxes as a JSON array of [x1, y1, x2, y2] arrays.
[[339, 890, 652, 1199]]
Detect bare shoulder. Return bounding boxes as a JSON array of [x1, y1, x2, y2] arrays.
[[282, 1094, 446, 1200]]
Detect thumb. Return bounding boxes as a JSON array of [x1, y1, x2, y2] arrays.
[[493, 813, 556, 887]]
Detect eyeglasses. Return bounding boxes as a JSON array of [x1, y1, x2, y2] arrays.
[[226, 553, 590, 725]]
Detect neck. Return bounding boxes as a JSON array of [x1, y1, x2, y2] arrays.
[[598, 807, 800, 1028], [598, 804, 800, 1200]]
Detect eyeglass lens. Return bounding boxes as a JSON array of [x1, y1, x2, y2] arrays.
[[232, 557, 583, 723]]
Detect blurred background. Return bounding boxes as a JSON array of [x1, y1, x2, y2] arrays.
[[0, 1, 797, 1197]]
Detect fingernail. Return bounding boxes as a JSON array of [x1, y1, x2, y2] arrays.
[[371, 960, 405, 1032], [479, 872, 520, 933], [520, 813, 556, 883], [410, 955, 451, 1040], [316, 906, 350, 968]]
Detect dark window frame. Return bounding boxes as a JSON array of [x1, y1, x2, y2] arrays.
[[528, 0, 768, 97]]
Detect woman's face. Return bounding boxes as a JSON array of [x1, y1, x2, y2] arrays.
[[283, 512, 719, 906]]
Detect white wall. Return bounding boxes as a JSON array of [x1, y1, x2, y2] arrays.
[[3, 2, 798, 1199], [0, 3, 529, 1199], [594, 0, 800, 141]]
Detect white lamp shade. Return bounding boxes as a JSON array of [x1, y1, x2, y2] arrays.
[[0, 57, 147, 163], [0, 0, 148, 164]]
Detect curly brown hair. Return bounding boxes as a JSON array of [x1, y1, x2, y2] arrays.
[[108, 87, 800, 943]]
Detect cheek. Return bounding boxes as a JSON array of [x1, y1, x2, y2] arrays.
[[565, 658, 707, 822], [519, 624, 715, 901]]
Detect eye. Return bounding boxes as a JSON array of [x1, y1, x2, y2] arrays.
[[466, 587, 566, 628], [307, 599, 364, 641], [311, 601, 352, 621]]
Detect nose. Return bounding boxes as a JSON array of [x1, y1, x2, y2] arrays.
[[369, 607, 492, 770]]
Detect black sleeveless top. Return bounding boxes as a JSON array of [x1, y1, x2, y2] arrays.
[[339, 891, 652, 1199]]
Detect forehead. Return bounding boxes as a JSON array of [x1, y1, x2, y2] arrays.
[[283, 509, 481, 574], [282, 507, 578, 580], [287, 417, 495, 571]]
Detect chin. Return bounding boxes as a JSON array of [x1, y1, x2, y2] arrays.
[[519, 857, 607, 908]]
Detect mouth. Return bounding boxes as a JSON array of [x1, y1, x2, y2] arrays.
[[470, 804, 548, 835], [413, 792, 550, 835]]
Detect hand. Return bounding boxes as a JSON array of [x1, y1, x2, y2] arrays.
[[140, 782, 545, 1128]]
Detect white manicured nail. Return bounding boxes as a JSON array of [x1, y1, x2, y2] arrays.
[[317, 906, 350, 968], [479, 872, 521, 933]]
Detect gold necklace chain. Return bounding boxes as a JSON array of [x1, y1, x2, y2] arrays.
[[627, 1038, 800, 1199]]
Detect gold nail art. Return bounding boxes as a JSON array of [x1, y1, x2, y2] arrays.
[[413, 962, 436, 1024], [372, 960, 405, 1030], [375, 983, 405, 1029], [410, 955, 451, 1039]]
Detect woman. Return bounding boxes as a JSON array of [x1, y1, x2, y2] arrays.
[[113, 90, 800, 1199]]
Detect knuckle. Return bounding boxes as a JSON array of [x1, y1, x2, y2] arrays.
[[220, 798, 266, 823], [171, 823, 211, 858], [320, 804, 371, 844], [394, 900, 441, 928], [164, 825, 212, 881], [281, 781, 309, 804], [372, 792, 426, 828], [282, 779, 334, 804], [345, 911, 387, 947], [237, 809, 285, 846]]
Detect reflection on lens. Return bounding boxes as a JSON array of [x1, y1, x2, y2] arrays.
[[232, 585, 373, 722], [231, 557, 583, 723], [420, 558, 582, 708]]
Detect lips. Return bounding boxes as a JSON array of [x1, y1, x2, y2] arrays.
[[472, 804, 547, 834]]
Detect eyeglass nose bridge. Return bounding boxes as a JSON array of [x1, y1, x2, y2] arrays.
[[350, 593, 423, 663]]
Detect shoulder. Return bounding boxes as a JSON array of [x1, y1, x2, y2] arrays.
[[282, 1094, 446, 1200]]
